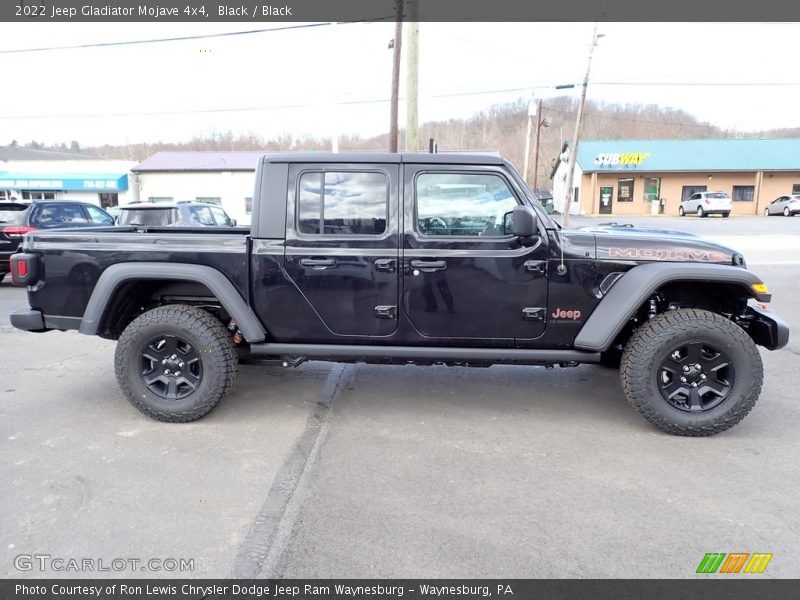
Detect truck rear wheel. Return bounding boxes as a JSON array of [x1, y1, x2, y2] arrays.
[[114, 305, 238, 422], [620, 309, 762, 436]]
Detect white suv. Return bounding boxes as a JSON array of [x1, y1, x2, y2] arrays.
[[679, 191, 732, 218]]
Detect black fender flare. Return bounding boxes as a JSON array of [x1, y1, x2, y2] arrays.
[[78, 263, 266, 342], [574, 262, 770, 352]]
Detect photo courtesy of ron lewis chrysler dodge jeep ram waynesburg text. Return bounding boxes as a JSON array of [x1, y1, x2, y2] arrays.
[[9, 153, 790, 436]]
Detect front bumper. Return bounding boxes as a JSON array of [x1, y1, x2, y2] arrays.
[[9, 308, 49, 332], [746, 305, 790, 350]]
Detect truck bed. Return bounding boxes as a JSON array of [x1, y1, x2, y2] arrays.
[[21, 227, 251, 326]]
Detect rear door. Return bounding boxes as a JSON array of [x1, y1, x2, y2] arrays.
[[282, 163, 400, 338]]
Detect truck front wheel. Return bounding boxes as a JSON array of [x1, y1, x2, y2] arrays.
[[114, 305, 238, 422], [620, 309, 762, 436]]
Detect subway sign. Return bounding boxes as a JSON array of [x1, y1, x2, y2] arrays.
[[594, 152, 652, 166]]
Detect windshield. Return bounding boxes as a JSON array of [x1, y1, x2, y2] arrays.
[[118, 208, 176, 226]]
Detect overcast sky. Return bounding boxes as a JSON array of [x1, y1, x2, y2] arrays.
[[1, 22, 798, 147]]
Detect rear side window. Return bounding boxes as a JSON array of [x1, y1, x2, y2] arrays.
[[707, 192, 731, 199], [119, 208, 176, 226], [297, 171, 388, 235]]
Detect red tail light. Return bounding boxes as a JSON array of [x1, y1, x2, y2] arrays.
[[3, 226, 37, 238], [10, 253, 38, 285]]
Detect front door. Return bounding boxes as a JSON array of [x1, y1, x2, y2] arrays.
[[598, 186, 613, 214], [402, 166, 549, 342], [283, 164, 400, 338]]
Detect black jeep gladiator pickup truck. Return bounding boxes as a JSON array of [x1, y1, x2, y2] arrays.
[[9, 153, 789, 435]]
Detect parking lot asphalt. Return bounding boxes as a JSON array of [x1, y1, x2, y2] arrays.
[[2, 216, 799, 579]]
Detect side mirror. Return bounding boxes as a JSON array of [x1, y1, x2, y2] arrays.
[[504, 205, 538, 238], [230, 218, 237, 227]]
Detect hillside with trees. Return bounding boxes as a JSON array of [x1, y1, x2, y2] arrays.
[[12, 97, 798, 189]]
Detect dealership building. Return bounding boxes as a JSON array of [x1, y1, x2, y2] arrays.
[[0, 146, 134, 208], [552, 139, 800, 216], [132, 152, 263, 225]]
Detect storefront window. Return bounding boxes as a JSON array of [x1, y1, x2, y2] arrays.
[[732, 186, 755, 202], [22, 191, 57, 201], [617, 179, 634, 202]]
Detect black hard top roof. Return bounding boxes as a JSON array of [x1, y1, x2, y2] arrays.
[[261, 152, 505, 166]]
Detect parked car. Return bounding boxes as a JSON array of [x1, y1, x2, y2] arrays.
[[0, 201, 114, 279], [763, 194, 800, 217], [679, 191, 732, 218], [116, 202, 237, 227]]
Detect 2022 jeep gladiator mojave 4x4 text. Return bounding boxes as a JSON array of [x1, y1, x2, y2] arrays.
[[10, 153, 789, 435]]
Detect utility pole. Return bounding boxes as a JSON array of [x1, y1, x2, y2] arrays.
[[405, 1, 419, 152], [532, 98, 546, 190], [522, 97, 535, 184], [562, 23, 601, 227], [389, 0, 404, 153]]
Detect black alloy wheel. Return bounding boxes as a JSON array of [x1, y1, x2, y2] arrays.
[[657, 342, 733, 413], [140, 334, 203, 400]]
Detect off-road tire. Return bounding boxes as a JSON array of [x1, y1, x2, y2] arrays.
[[620, 309, 762, 436], [114, 304, 238, 422]]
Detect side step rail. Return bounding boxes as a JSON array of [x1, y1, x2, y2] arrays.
[[248, 343, 600, 365]]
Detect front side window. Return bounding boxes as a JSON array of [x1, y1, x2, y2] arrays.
[[209, 207, 231, 226], [415, 172, 518, 237], [298, 171, 388, 235], [188, 206, 216, 226], [85, 205, 114, 225]]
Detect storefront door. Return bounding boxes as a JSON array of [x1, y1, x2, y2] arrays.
[[599, 186, 613, 214]]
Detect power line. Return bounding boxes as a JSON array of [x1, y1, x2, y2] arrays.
[[0, 20, 389, 54], [544, 106, 722, 129], [0, 86, 540, 120], [1, 81, 797, 122], [594, 81, 800, 87]]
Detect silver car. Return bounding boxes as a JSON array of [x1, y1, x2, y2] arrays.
[[764, 194, 800, 217], [679, 191, 732, 218]]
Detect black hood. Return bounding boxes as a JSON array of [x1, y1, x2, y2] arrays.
[[578, 224, 742, 266]]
